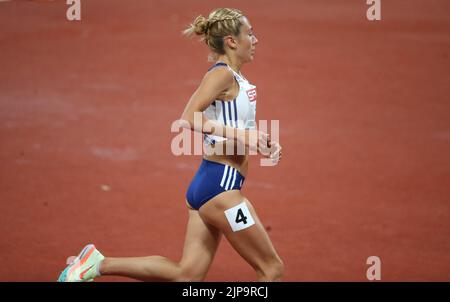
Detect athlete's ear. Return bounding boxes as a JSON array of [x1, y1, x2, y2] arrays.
[[224, 35, 238, 50]]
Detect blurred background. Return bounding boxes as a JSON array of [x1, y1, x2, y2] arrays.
[[0, 0, 449, 281]]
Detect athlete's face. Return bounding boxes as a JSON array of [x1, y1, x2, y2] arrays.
[[236, 17, 258, 63]]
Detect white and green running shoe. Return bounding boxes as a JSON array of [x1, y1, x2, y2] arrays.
[[57, 244, 105, 282]]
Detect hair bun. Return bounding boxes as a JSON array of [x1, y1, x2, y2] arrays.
[[183, 8, 244, 60], [193, 15, 209, 35]]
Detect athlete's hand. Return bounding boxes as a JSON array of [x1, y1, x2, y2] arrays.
[[237, 129, 270, 153], [267, 141, 282, 164], [257, 139, 282, 165]]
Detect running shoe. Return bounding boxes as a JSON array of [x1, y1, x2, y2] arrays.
[[57, 244, 104, 282]]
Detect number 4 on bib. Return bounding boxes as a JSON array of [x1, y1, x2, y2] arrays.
[[224, 202, 255, 232], [235, 209, 248, 224]]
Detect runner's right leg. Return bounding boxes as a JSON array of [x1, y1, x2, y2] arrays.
[[98, 208, 221, 281]]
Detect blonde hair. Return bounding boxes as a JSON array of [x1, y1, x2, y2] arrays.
[[183, 8, 245, 58]]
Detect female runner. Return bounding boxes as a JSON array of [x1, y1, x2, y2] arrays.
[[58, 7, 283, 282]]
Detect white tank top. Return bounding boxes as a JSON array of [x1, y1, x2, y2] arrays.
[[203, 62, 257, 145]]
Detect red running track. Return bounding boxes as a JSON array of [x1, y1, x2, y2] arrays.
[[0, 0, 449, 281]]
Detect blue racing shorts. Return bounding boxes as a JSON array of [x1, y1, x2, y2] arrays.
[[186, 159, 245, 210]]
